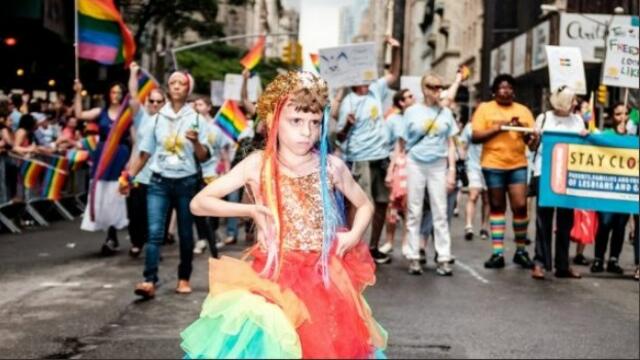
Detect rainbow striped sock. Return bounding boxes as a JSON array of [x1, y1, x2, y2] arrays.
[[490, 213, 506, 255], [513, 215, 529, 253]]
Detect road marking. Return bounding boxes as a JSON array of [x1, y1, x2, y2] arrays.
[[456, 260, 490, 284]]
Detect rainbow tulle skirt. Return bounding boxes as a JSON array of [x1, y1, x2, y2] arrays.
[[180, 243, 388, 359]]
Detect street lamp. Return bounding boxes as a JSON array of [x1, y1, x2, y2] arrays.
[[16, 68, 24, 76], [48, 79, 56, 87]]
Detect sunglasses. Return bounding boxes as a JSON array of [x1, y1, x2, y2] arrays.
[[403, 94, 414, 100], [423, 84, 443, 91], [149, 99, 164, 104]]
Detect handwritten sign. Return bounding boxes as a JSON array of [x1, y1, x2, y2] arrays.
[[318, 42, 378, 88], [602, 25, 640, 89], [210, 80, 224, 107], [545, 46, 587, 94], [223, 74, 262, 102]]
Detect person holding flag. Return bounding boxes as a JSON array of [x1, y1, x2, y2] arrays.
[[123, 71, 211, 299], [125, 62, 165, 258], [74, 80, 133, 256]]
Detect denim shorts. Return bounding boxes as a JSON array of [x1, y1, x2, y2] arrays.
[[482, 167, 528, 189]]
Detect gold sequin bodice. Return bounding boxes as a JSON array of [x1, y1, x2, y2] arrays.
[[279, 171, 325, 252]]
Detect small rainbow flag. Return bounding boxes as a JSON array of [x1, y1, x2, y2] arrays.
[[20, 160, 46, 189], [41, 157, 69, 200], [310, 53, 320, 73], [586, 92, 597, 132], [240, 35, 265, 70], [137, 68, 159, 103], [77, 0, 136, 66], [90, 95, 134, 220], [215, 100, 248, 142], [80, 135, 99, 152], [67, 149, 90, 170]]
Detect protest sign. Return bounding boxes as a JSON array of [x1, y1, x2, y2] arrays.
[[318, 42, 378, 88], [545, 46, 587, 94], [539, 131, 639, 214], [223, 74, 262, 102], [602, 25, 640, 89], [210, 80, 224, 107]]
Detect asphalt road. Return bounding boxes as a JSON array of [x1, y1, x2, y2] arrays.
[[0, 209, 638, 359]]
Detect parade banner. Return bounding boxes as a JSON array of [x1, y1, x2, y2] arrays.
[[602, 25, 640, 89], [318, 42, 378, 88], [539, 131, 639, 214], [545, 46, 587, 94], [223, 73, 262, 102]]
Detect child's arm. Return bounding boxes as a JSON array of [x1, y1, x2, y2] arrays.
[[330, 156, 374, 256]]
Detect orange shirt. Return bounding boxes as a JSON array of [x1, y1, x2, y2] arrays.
[[471, 100, 534, 170]]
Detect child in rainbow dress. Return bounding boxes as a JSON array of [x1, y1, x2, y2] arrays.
[[182, 71, 388, 358]]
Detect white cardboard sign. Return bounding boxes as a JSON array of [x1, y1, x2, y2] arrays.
[[318, 42, 378, 88], [223, 74, 262, 102], [545, 46, 587, 95], [602, 25, 639, 89]]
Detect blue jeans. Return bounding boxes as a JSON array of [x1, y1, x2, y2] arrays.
[[482, 167, 528, 189], [225, 189, 242, 238], [144, 173, 198, 283]]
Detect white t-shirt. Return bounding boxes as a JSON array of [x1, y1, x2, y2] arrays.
[[533, 111, 584, 176]]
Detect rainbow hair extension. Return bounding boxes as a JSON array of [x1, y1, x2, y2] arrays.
[[319, 105, 343, 285], [258, 96, 288, 279]]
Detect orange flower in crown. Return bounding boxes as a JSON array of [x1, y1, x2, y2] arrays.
[[256, 71, 329, 128]]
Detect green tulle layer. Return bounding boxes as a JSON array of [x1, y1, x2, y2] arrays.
[[180, 290, 301, 359]]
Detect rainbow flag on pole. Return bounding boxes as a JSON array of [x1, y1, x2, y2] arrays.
[[77, 0, 136, 66], [240, 35, 265, 70], [215, 100, 248, 142], [310, 53, 320, 73], [41, 157, 69, 200], [137, 68, 159, 103], [66, 149, 90, 170], [80, 135, 99, 153], [20, 160, 46, 189]]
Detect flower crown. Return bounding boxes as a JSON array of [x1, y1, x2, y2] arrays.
[[256, 71, 328, 128]]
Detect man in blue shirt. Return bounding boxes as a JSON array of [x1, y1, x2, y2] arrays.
[[333, 36, 401, 264]]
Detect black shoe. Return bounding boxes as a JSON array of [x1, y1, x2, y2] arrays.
[[513, 251, 534, 269], [163, 234, 176, 245], [129, 246, 142, 258], [590, 259, 604, 273], [572, 254, 590, 266], [464, 227, 474, 241], [101, 238, 119, 256], [606, 259, 624, 275], [484, 254, 505, 269], [370, 249, 391, 264], [420, 249, 427, 265], [480, 229, 490, 240]]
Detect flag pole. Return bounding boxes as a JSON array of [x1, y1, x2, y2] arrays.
[[74, 0, 80, 80]]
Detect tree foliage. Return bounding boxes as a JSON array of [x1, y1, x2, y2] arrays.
[[176, 43, 295, 94]]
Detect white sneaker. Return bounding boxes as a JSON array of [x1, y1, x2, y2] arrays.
[[378, 242, 393, 254], [193, 239, 207, 254]]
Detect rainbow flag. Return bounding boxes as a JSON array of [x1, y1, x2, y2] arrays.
[[67, 149, 90, 170], [41, 157, 69, 200], [240, 35, 265, 70], [80, 135, 99, 152], [310, 53, 320, 73], [137, 68, 159, 103], [215, 100, 248, 142], [20, 160, 46, 189], [90, 95, 134, 220], [77, 0, 136, 66], [586, 92, 597, 132]]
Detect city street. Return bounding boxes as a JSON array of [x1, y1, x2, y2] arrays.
[[1, 212, 638, 359]]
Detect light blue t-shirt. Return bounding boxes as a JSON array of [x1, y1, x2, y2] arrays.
[[460, 123, 482, 172], [201, 121, 234, 178], [10, 109, 22, 132], [139, 103, 212, 179], [402, 104, 458, 164], [385, 111, 405, 151], [132, 108, 155, 185], [337, 78, 391, 162]]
